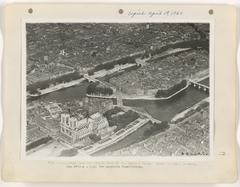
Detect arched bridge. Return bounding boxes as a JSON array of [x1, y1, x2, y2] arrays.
[[189, 80, 209, 92]]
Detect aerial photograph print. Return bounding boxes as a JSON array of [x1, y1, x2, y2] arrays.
[[25, 22, 210, 158]]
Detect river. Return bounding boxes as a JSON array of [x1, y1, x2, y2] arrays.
[[198, 77, 209, 86], [29, 79, 208, 122], [93, 84, 209, 155], [28, 80, 90, 103], [28, 73, 209, 156], [123, 86, 208, 122], [28, 78, 209, 121]]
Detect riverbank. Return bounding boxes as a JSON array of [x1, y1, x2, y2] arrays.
[[190, 69, 209, 82], [82, 118, 150, 155], [86, 94, 115, 99], [120, 74, 209, 101], [28, 78, 85, 98], [171, 97, 209, 123], [123, 83, 190, 101], [86, 81, 190, 101]]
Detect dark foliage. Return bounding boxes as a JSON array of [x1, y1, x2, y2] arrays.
[[143, 121, 169, 137], [106, 110, 140, 132], [89, 134, 101, 142], [26, 136, 52, 151], [86, 82, 113, 95], [27, 71, 83, 94], [103, 106, 123, 118], [148, 40, 209, 57], [87, 55, 140, 75]]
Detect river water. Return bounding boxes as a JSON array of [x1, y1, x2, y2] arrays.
[[29, 80, 209, 122], [94, 81, 209, 155], [29, 80, 90, 103], [198, 77, 209, 86], [29, 77, 209, 121], [123, 86, 208, 122]]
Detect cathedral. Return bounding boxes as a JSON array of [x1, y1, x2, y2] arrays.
[[60, 112, 112, 144]]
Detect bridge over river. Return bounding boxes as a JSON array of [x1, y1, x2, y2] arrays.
[[189, 78, 209, 92]]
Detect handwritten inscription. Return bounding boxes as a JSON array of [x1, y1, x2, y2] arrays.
[[128, 10, 183, 18]]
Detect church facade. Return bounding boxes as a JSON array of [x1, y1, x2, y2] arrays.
[[60, 112, 112, 144]]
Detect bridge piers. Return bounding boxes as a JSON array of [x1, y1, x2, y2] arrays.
[[189, 80, 209, 93]]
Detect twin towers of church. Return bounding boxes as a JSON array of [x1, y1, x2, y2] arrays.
[[60, 112, 114, 145]]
